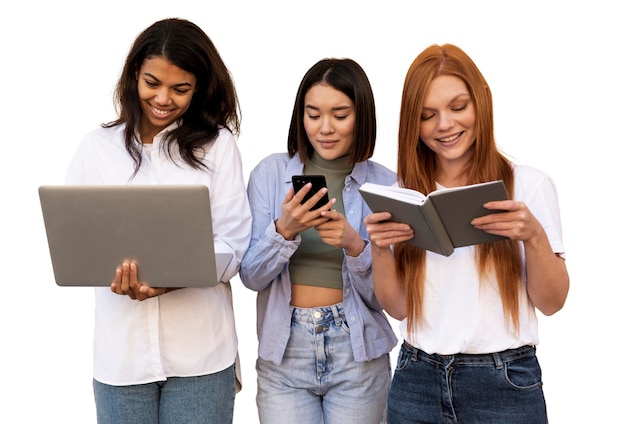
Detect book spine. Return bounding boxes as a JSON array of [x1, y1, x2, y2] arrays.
[[420, 199, 455, 256]]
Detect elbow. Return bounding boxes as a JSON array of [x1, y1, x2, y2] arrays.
[[379, 301, 406, 322], [539, 302, 565, 316], [537, 278, 570, 316], [239, 272, 258, 291], [239, 263, 272, 292], [387, 310, 407, 322], [238, 264, 255, 290]]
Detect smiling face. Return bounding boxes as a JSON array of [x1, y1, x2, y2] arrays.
[[419, 75, 476, 176], [303, 83, 355, 160], [136, 56, 197, 143]]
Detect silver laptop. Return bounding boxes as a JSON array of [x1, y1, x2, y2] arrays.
[[38, 184, 233, 287]]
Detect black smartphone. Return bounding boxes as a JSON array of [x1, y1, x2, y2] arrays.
[[291, 175, 330, 210]]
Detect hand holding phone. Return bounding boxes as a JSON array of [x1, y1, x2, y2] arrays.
[[291, 175, 330, 210]]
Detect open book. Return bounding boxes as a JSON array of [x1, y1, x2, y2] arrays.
[[359, 180, 509, 256]]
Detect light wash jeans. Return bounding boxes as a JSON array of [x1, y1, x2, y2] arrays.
[[93, 363, 235, 424], [256, 303, 391, 424], [388, 343, 547, 424]]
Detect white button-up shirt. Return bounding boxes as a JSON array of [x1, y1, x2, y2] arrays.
[[66, 123, 251, 386]]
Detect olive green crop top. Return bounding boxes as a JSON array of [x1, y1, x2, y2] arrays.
[[289, 153, 351, 290]]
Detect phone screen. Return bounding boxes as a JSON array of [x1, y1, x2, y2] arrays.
[[291, 175, 330, 210]]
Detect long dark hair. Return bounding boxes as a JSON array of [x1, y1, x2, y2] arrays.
[[104, 18, 240, 175]]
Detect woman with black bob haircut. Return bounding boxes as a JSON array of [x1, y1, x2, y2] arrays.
[[287, 59, 377, 166], [241, 58, 397, 423], [65, 18, 251, 423]]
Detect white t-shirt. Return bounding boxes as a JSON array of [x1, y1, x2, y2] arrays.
[[66, 123, 251, 386], [401, 164, 565, 355]]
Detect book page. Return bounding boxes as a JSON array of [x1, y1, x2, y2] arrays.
[[358, 183, 427, 205], [430, 180, 509, 248], [359, 184, 454, 256]]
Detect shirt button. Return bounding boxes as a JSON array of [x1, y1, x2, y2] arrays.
[[313, 311, 322, 319]]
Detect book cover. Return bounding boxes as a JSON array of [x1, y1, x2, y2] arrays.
[[359, 180, 509, 256]]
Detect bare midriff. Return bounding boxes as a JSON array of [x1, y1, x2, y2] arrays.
[[290, 284, 343, 308]]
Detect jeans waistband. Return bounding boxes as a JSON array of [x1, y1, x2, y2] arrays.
[[402, 341, 536, 367], [290, 302, 344, 327]]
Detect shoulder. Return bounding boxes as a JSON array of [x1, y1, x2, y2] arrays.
[[512, 163, 556, 188], [200, 127, 240, 161], [246, 153, 300, 192], [358, 160, 397, 185], [250, 152, 292, 175], [83, 125, 124, 142], [214, 126, 236, 143], [209, 127, 237, 150], [512, 162, 560, 199], [512, 163, 551, 180], [74, 125, 125, 153]]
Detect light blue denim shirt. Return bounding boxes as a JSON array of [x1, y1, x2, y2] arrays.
[[240, 153, 398, 365]]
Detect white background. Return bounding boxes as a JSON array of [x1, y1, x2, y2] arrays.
[[1, 1, 622, 422]]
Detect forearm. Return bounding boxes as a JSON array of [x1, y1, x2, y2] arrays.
[[240, 222, 297, 291], [343, 241, 384, 310], [371, 245, 406, 320], [524, 234, 569, 316]]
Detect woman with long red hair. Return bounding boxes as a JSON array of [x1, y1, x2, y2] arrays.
[[364, 44, 569, 423]]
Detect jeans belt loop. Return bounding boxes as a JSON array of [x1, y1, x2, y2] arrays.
[[493, 352, 503, 369], [330, 304, 342, 327]]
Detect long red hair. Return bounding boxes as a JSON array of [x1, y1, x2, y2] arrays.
[[395, 44, 523, 334]]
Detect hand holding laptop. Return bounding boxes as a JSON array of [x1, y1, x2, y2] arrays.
[[110, 261, 173, 300]]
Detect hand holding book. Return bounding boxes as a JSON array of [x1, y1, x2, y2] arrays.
[[359, 180, 509, 256]]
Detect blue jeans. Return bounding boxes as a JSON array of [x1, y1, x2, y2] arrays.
[[93, 364, 235, 424], [388, 343, 547, 424], [256, 303, 391, 424]]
